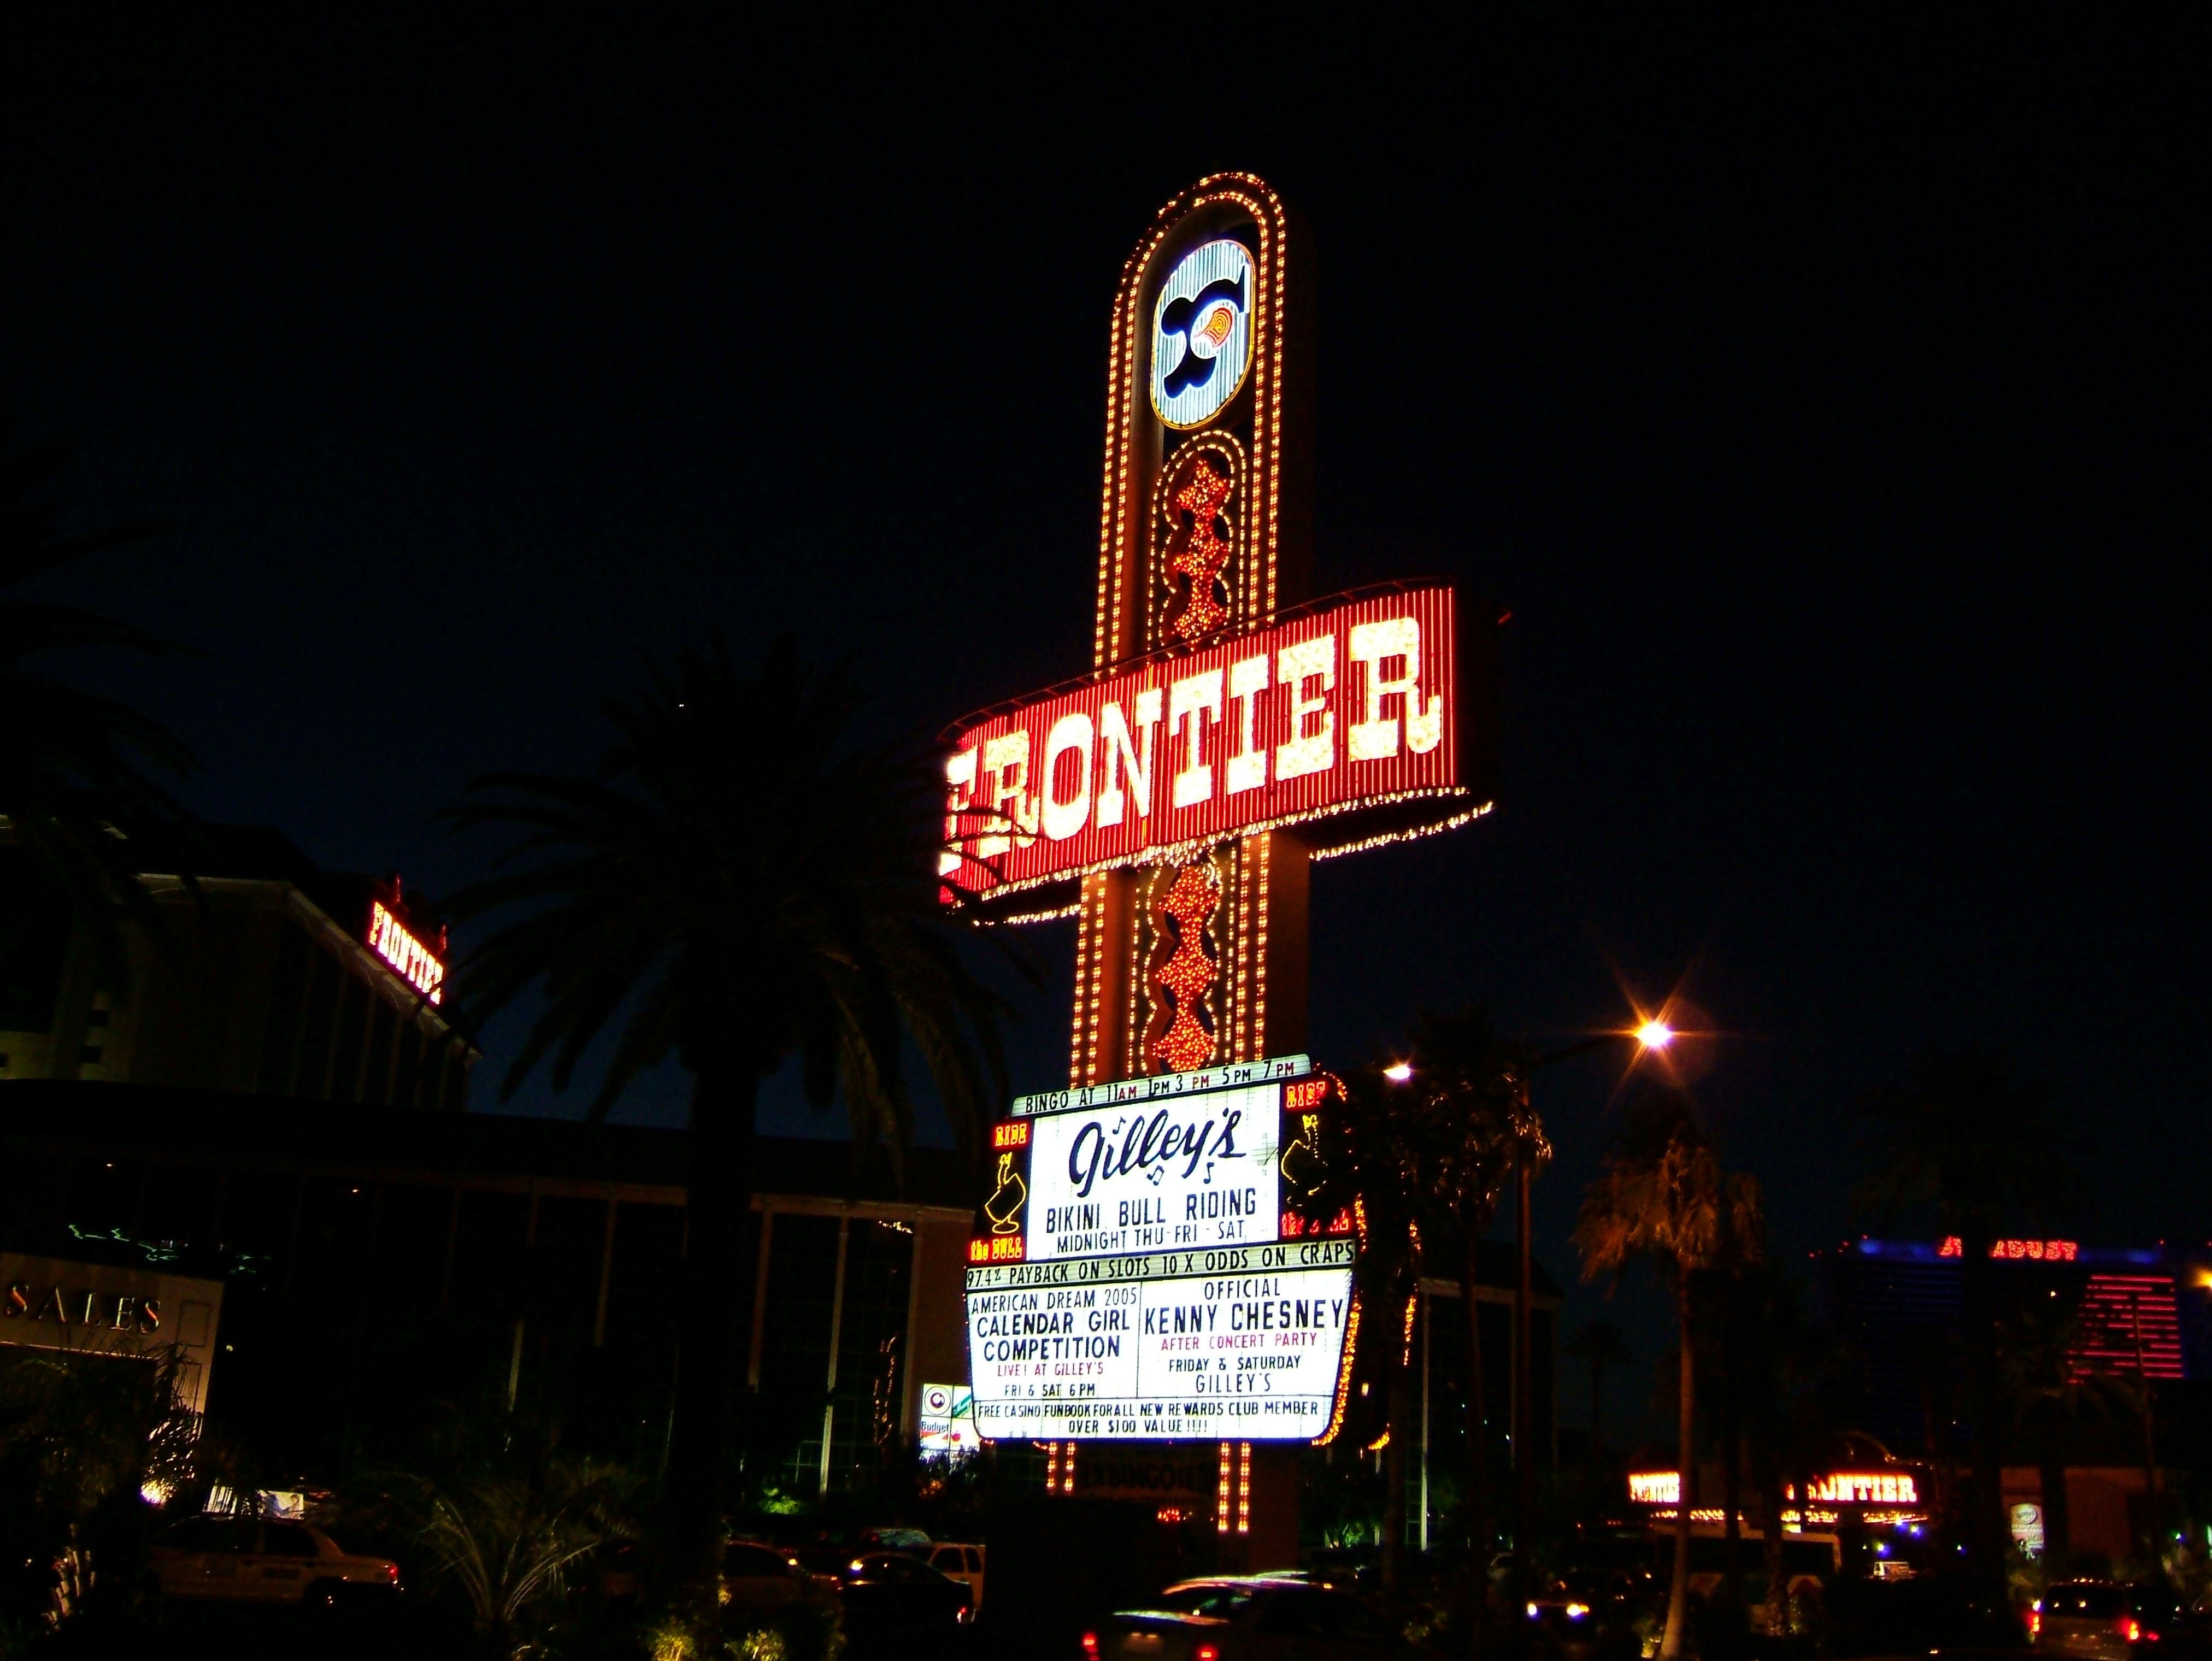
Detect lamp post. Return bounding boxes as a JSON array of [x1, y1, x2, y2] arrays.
[[1509, 1018, 1673, 1651]]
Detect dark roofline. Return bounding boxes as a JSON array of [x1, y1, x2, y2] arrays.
[[116, 821, 450, 942]]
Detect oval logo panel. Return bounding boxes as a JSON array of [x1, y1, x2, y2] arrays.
[[1150, 239, 1253, 429]]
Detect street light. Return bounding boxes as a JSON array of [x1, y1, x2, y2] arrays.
[[1374, 1010, 1684, 1642], [1507, 1009, 1687, 1650]]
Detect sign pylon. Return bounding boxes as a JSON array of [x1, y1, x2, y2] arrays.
[[944, 174, 1496, 1568]]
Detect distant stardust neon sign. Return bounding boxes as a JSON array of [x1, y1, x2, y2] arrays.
[[942, 586, 1472, 904], [1939, 1236, 2078, 1261], [367, 900, 445, 1005]]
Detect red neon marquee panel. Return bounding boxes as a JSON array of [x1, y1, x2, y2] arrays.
[[2069, 1275, 2185, 1381], [942, 586, 1467, 903]]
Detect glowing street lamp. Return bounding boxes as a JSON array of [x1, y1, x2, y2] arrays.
[[1382, 1061, 1414, 1083], [1504, 1002, 1691, 1622]]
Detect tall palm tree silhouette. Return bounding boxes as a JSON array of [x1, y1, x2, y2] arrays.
[[1576, 1098, 1761, 1661], [1404, 1004, 1540, 1640], [443, 635, 1013, 1587]]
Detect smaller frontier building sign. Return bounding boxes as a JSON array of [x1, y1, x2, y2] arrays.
[[366, 896, 445, 1005], [966, 1056, 1354, 1443]]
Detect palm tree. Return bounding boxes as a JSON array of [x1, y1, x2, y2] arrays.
[[366, 1407, 640, 1656], [1714, 1264, 1861, 1635], [1307, 1062, 1429, 1619], [442, 635, 1011, 1586], [1999, 1298, 2132, 1569], [1, 424, 196, 998], [1404, 1006, 1538, 1624], [1694, 1239, 1768, 1628], [1858, 1048, 2072, 1606], [1575, 1097, 1762, 1661], [0, 1346, 199, 1628], [1563, 1320, 1631, 1462]]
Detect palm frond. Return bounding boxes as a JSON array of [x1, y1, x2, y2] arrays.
[[440, 633, 1012, 1185], [0, 424, 198, 999]]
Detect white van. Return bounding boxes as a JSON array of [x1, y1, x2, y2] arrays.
[[926, 1542, 985, 1613]]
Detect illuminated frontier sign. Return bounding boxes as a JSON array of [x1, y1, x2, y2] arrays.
[[943, 586, 1473, 905], [936, 178, 1495, 1087], [1628, 1470, 1920, 1507], [1797, 1472, 1919, 1505], [965, 1057, 1355, 1441], [943, 175, 1497, 1474], [367, 898, 445, 1005]]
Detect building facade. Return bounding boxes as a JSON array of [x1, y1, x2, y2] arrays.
[[0, 1081, 974, 1491], [0, 825, 474, 1109], [1821, 1236, 2212, 1561]]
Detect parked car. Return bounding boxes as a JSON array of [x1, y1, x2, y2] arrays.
[[1086, 1576, 1420, 1659], [793, 1543, 856, 1590], [926, 1541, 986, 1613], [150, 1516, 399, 1606], [723, 1541, 828, 1616], [2034, 1582, 2189, 1660], [832, 1550, 973, 1636]]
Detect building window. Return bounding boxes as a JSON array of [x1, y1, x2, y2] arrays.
[[296, 947, 342, 1098], [80, 1045, 104, 1064], [331, 979, 368, 1103], [0, 857, 72, 1033], [395, 1023, 425, 1109], [363, 999, 396, 1106], [256, 921, 312, 1095]]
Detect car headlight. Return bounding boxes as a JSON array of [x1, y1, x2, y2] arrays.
[[1567, 1603, 1590, 1619]]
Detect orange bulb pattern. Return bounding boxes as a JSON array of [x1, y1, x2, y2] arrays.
[[1146, 861, 1222, 1074], [1163, 446, 1235, 645]]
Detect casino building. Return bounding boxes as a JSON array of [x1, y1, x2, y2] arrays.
[[2, 822, 1565, 1518], [0, 823, 474, 1107], [1820, 1236, 2212, 1560], [0, 824, 976, 1493], [0, 1081, 977, 1489]]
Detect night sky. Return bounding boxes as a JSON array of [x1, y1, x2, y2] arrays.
[[7, 11, 2206, 1435]]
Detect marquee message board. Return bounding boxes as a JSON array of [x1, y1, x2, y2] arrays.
[[966, 1056, 1356, 1442], [942, 585, 1480, 905], [966, 1239, 1355, 1442]]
